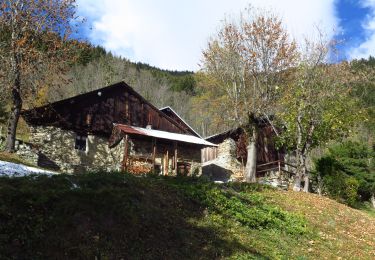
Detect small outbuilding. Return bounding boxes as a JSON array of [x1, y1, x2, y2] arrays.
[[201, 124, 287, 183]]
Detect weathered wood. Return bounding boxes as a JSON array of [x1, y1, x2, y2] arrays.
[[160, 107, 199, 137], [174, 142, 178, 175], [122, 134, 129, 172], [125, 91, 129, 122], [141, 103, 144, 127], [22, 82, 194, 137], [152, 138, 156, 172], [148, 111, 151, 125], [164, 150, 169, 175]]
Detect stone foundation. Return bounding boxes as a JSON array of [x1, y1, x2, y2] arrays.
[[15, 141, 39, 165], [202, 138, 295, 188], [15, 126, 202, 175], [18, 126, 125, 173], [258, 170, 294, 189], [202, 138, 244, 182]]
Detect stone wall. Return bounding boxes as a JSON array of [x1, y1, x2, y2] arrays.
[[257, 171, 294, 189], [15, 141, 39, 165], [202, 138, 295, 188], [22, 126, 124, 173], [16, 126, 202, 175], [202, 138, 244, 182]]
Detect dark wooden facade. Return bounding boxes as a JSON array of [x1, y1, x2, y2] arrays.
[[22, 82, 193, 137], [159, 107, 200, 137], [202, 126, 284, 165]]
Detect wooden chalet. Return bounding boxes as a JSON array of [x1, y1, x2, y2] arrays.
[[22, 81, 215, 174]]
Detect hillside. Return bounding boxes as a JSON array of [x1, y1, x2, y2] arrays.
[[0, 172, 374, 259]]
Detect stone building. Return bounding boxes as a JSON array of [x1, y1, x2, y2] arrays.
[[21, 81, 215, 174]]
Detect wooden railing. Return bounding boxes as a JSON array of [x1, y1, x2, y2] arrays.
[[256, 160, 297, 176]]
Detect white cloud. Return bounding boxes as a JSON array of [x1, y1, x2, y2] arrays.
[[348, 0, 375, 59], [77, 0, 338, 71]]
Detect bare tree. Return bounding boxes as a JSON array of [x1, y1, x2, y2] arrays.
[[0, 0, 81, 152]]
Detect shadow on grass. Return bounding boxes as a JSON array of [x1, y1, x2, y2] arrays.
[[0, 173, 266, 259]]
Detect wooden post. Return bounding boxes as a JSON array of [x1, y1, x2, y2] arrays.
[[151, 138, 156, 173], [165, 150, 169, 175], [122, 134, 129, 172], [174, 142, 178, 175]]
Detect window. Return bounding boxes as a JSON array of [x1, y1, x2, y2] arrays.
[[75, 134, 87, 151]]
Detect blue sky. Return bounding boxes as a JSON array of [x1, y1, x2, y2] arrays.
[[76, 0, 375, 71], [335, 0, 374, 60]]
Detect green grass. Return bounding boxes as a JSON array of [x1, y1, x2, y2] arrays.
[[0, 151, 36, 167], [357, 202, 375, 217], [0, 173, 374, 259]]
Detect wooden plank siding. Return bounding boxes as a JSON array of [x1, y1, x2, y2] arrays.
[[202, 126, 284, 165], [201, 146, 218, 163], [159, 107, 200, 137]]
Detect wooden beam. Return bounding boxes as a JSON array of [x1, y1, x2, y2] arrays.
[[152, 138, 156, 173], [174, 141, 178, 175], [164, 150, 169, 175], [141, 103, 144, 126], [122, 134, 129, 172]]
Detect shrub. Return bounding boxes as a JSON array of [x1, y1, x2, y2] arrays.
[[343, 177, 360, 206], [315, 141, 374, 206], [170, 178, 308, 235]]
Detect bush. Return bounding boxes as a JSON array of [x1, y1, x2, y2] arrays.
[[343, 177, 360, 206], [169, 178, 308, 235], [321, 171, 359, 206], [314, 141, 374, 207]]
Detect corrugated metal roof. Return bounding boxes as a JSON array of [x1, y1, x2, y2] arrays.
[[114, 124, 217, 147]]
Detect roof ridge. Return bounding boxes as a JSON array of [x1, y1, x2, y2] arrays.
[[159, 106, 202, 138]]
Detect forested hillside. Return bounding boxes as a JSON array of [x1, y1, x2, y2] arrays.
[[0, 43, 201, 139], [34, 44, 198, 127]]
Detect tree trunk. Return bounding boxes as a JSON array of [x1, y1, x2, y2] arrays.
[[293, 171, 302, 191], [293, 153, 309, 192], [371, 193, 375, 209], [303, 162, 309, 192], [293, 113, 313, 192], [5, 51, 22, 153], [245, 123, 258, 183], [6, 85, 22, 153]]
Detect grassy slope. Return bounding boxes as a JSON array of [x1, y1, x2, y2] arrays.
[[264, 190, 375, 259], [0, 173, 374, 259], [0, 152, 36, 167]]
